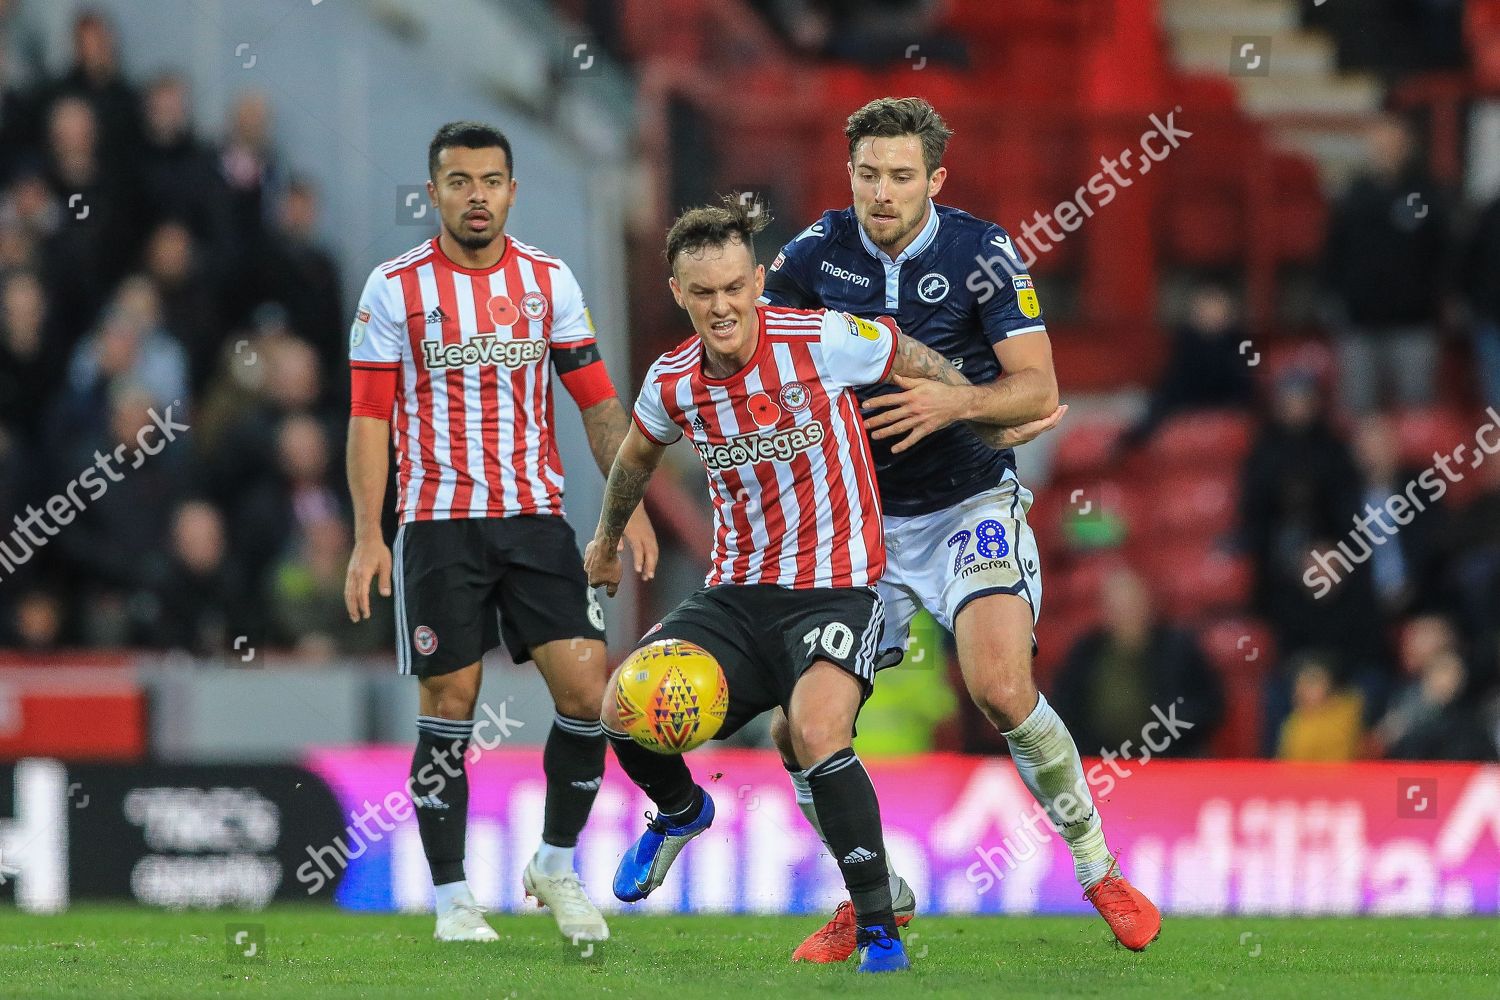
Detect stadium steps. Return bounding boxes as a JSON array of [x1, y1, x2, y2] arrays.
[[1160, 0, 1386, 191]]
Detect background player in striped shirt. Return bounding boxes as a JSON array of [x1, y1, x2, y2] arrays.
[[760, 97, 1160, 959], [581, 198, 1049, 972], [343, 122, 656, 944]]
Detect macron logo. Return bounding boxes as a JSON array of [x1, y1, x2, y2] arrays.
[[820, 260, 871, 287], [842, 847, 877, 864], [412, 795, 449, 811], [570, 777, 602, 791]]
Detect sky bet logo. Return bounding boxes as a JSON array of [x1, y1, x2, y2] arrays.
[[421, 335, 546, 371], [694, 423, 825, 471]]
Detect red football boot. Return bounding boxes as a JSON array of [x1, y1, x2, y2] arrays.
[[791, 878, 916, 963], [1084, 858, 1161, 951]]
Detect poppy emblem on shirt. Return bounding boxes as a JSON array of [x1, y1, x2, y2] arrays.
[[487, 294, 520, 327], [747, 391, 782, 427], [779, 382, 810, 412], [521, 291, 549, 322]]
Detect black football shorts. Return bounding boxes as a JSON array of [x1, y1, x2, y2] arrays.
[[634, 584, 883, 741], [393, 515, 605, 677]]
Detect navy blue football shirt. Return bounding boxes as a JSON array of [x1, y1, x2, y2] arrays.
[[760, 201, 1047, 517]]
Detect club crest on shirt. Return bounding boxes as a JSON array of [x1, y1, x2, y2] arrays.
[[779, 382, 810, 411], [413, 625, 438, 656], [521, 291, 549, 322], [918, 272, 950, 303]]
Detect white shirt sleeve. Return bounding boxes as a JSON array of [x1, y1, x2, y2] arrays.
[[818, 310, 898, 389], [548, 261, 596, 347], [349, 267, 405, 364], [631, 363, 683, 445]]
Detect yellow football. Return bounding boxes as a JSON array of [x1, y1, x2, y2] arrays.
[[614, 639, 729, 754]]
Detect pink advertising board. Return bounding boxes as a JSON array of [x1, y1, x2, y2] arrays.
[[301, 747, 1500, 916]]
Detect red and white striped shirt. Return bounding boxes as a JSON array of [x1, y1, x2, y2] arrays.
[[349, 236, 614, 523], [633, 306, 897, 589]]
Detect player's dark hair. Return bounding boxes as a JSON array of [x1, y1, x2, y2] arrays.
[[844, 97, 952, 176], [664, 194, 771, 272], [428, 121, 513, 179]]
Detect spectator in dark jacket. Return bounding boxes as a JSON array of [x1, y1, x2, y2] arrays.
[[142, 499, 252, 655], [1461, 192, 1500, 409], [1119, 282, 1255, 451], [137, 73, 229, 252], [1322, 115, 1448, 413], [1240, 368, 1360, 614], [1052, 567, 1224, 756], [255, 178, 343, 392]]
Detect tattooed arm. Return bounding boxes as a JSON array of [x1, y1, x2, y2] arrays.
[[584, 423, 667, 596], [580, 398, 659, 584], [865, 332, 1065, 454]]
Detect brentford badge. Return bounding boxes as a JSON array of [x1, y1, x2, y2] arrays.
[[413, 625, 438, 656], [521, 291, 549, 322], [779, 382, 810, 411]]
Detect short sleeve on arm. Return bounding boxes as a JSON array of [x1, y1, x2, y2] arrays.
[[547, 261, 596, 348], [631, 372, 682, 446], [819, 310, 898, 389], [978, 227, 1048, 346], [349, 267, 405, 365]]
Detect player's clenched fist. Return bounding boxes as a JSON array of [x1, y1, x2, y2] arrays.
[[344, 536, 393, 622], [584, 536, 624, 597]]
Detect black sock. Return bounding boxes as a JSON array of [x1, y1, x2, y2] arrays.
[[805, 747, 896, 934], [410, 716, 474, 885], [604, 727, 699, 818], [542, 713, 606, 848]]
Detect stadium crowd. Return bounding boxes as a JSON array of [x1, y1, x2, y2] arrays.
[[0, 5, 1495, 761], [0, 9, 363, 660]]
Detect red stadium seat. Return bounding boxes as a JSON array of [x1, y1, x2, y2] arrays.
[[1134, 544, 1252, 620], [1148, 472, 1240, 542], [1270, 152, 1327, 264], [1392, 406, 1473, 468], [1198, 617, 1274, 757], [1052, 419, 1125, 478], [1147, 411, 1254, 472]]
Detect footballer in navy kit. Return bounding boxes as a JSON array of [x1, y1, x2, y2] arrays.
[[759, 97, 1162, 962]]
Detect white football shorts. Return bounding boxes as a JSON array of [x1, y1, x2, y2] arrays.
[[875, 469, 1042, 668]]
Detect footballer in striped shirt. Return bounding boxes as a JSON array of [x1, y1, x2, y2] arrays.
[[343, 121, 655, 944]]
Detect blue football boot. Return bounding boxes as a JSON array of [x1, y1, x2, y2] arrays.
[[613, 791, 715, 902], [856, 925, 910, 973]]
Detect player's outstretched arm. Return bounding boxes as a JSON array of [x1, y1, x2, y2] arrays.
[[344, 415, 393, 622], [581, 397, 659, 582], [865, 332, 1066, 454], [585, 424, 667, 597]]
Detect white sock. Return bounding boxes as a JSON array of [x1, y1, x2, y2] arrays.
[[533, 842, 575, 876], [433, 879, 472, 911], [1002, 692, 1114, 888], [791, 766, 905, 900]]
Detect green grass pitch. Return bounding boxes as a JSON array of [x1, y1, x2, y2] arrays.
[[0, 907, 1495, 999]]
